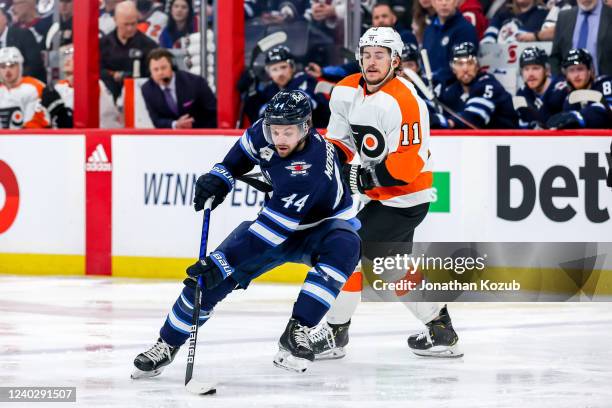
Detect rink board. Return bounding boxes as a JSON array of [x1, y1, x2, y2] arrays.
[[1, 130, 611, 284]]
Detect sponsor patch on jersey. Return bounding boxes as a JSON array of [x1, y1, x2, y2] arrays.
[[285, 161, 312, 176]]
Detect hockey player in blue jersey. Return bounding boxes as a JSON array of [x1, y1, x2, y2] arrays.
[[438, 42, 518, 129], [546, 49, 612, 129], [240, 45, 330, 127], [131, 90, 361, 377], [515, 46, 567, 129]]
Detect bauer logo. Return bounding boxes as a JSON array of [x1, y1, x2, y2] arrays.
[[86, 144, 112, 172], [430, 172, 450, 213]]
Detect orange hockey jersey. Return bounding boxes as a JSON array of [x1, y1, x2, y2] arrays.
[[325, 73, 434, 208]]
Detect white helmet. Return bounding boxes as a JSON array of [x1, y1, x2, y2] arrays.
[[356, 27, 404, 61], [356, 27, 403, 86], [0, 47, 25, 66]]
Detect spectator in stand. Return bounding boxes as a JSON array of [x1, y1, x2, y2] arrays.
[[550, 0, 612, 76], [10, 0, 52, 47], [254, 0, 308, 24], [436, 42, 518, 128], [481, 0, 548, 43], [240, 45, 329, 127], [0, 46, 48, 128], [136, 0, 168, 44], [304, 3, 418, 83], [159, 0, 196, 49], [423, 0, 478, 85], [100, 0, 121, 35], [45, 0, 73, 49], [527, 0, 575, 42], [546, 48, 612, 128], [514, 46, 567, 128], [0, 3, 45, 82], [100, 0, 158, 100], [44, 45, 123, 128], [141, 48, 217, 128], [412, 0, 436, 44], [459, 0, 489, 39]]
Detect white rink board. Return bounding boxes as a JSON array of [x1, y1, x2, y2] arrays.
[[0, 135, 85, 254], [419, 136, 612, 242], [112, 135, 265, 258], [112, 134, 612, 259]]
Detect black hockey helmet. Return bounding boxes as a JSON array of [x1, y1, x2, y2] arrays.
[[519, 46, 548, 68], [263, 90, 312, 143], [265, 45, 294, 66], [401, 43, 420, 63], [562, 48, 593, 70], [451, 42, 477, 61]]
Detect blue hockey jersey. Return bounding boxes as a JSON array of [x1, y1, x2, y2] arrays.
[[216, 120, 356, 268], [560, 76, 612, 128], [515, 76, 567, 128], [438, 72, 518, 128]]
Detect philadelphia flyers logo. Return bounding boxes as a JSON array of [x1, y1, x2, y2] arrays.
[[0, 107, 24, 129], [350, 124, 386, 160]]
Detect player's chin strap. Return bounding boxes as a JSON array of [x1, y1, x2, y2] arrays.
[[359, 58, 397, 90]]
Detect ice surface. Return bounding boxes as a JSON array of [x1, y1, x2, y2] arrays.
[[1, 275, 611, 408]]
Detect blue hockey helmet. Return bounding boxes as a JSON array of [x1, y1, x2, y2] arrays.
[[562, 48, 593, 70], [401, 43, 420, 63], [520, 47, 548, 68], [265, 45, 294, 66], [263, 90, 312, 144], [451, 42, 478, 61]]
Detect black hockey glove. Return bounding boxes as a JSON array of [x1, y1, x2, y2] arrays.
[[342, 164, 377, 195], [546, 112, 583, 129], [193, 164, 234, 211], [237, 69, 257, 94], [185, 251, 234, 290]]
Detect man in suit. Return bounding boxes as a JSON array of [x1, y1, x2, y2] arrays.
[[0, 3, 45, 82], [141, 48, 217, 129], [550, 0, 612, 76]]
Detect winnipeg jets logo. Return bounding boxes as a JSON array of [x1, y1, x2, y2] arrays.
[[285, 161, 312, 176], [291, 92, 305, 103], [259, 146, 274, 161]]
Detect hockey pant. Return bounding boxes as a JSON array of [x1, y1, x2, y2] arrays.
[[326, 201, 444, 325], [159, 218, 361, 347]]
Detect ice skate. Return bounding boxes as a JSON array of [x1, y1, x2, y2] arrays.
[[273, 318, 314, 373], [131, 338, 179, 379], [408, 306, 463, 358], [309, 320, 350, 360]]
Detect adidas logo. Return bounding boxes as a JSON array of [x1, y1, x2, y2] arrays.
[[86, 144, 112, 172]]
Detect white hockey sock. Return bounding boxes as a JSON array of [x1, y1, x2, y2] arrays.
[[326, 290, 361, 325], [405, 302, 444, 325]]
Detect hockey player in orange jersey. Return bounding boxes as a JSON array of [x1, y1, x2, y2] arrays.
[[0, 47, 48, 129], [310, 27, 463, 359]]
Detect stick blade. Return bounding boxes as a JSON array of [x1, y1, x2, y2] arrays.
[[257, 31, 287, 53], [186, 379, 217, 395]]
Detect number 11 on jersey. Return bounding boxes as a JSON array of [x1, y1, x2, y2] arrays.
[[401, 122, 421, 146]]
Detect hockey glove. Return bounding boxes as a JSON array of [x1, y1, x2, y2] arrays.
[[342, 164, 377, 195], [546, 112, 584, 129], [185, 251, 235, 290], [193, 164, 235, 211], [237, 69, 257, 94]]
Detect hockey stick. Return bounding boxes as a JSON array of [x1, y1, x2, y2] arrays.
[[237, 31, 288, 128], [418, 49, 480, 130], [185, 198, 217, 396], [236, 173, 273, 193]]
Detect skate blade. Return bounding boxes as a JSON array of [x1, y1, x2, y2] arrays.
[[314, 347, 346, 360], [411, 344, 464, 359], [131, 367, 164, 379], [273, 349, 311, 373]]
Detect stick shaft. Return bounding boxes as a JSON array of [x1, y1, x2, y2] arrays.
[[185, 200, 213, 386]]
